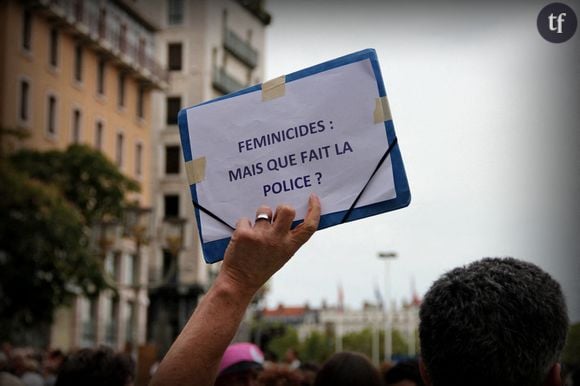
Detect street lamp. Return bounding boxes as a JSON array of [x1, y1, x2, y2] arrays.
[[124, 205, 153, 245], [378, 251, 397, 363], [161, 217, 186, 285]]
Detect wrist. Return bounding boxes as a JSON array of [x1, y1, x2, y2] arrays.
[[214, 270, 258, 301]]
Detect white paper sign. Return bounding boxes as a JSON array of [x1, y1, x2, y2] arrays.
[[179, 49, 410, 263]]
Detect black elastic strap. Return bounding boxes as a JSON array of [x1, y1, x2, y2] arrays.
[[341, 136, 398, 224], [192, 201, 236, 231]]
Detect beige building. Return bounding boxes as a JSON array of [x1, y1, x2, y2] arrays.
[[135, 0, 271, 353], [0, 0, 166, 351]]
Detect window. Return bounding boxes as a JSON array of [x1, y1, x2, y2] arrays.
[[167, 0, 184, 25], [165, 145, 180, 174], [98, 8, 107, 39], [19, 79, 30, 122], [123, 253, 135, 286], [137, 86, 145, 119], [22, 9, 32, 51], [74, 44, 83, 82], [49, 27, 58, 67], [80, 297, 97, 347], [72, 108, 81, 144], [125, 300, 136, 343], [105, 251, 118, 280], [95, 121, 104, 150], [162, 249, 176, 284], [135, 142, 143, 176], [47, 95, 57, 136], [166, 96, 181, 125], [74, 0, 84, 22], [164, 194, 179, 218], [118, 72, 125, 107], [104, 296, 117, 346], [167, 43, 182, 71], [97, 58, 106, 95], [116, 132, 124, 167]]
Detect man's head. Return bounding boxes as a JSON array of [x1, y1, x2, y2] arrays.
[[419, 257, 568, 386]]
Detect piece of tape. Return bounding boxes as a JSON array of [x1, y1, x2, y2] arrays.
[[262, 75, 286, 101], [185, 157, 206, 185], [373, 96, 392, 124]]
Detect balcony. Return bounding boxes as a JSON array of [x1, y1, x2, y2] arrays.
[[34, 0, 168, 89], [224, 28, 258, 69], [212, 67, 245, 95]]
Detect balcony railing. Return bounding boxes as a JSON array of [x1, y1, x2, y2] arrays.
[[224, 29, 258, 69], [212, 67, 245, 95], [36, 0, 168, 88]]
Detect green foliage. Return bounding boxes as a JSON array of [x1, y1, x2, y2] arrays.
[[267, 325, 300, 360], [0, 144, 139, 342], [341, 328, 408, 360], [300, 330, 334, 364], [10, 144, 139, 223], [0, 163, 106, 339], [563, 322, 580, 366]]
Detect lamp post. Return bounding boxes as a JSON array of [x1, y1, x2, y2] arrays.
[[378, 251, 397, 363], [124, 206, 152, 290], [161, 217, 187, 331]]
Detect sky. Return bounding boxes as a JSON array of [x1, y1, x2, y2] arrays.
[[261, 0, 580, 321]]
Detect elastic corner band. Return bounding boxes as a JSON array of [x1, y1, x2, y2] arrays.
[[185, 157, 206, 185], [262, 75, 286, 101], [373, 96, 392, 124]]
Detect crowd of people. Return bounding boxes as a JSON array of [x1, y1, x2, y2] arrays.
[[213, 343, 424, 386], [1, 196, 577, 386], [0, 344, 134, 386], [0, 340, 425, 386]]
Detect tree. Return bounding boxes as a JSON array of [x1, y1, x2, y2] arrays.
[[300, 330, 334, 364], [10, 144, 139, 223], [267, 325, 300, 360], [0, 145, 139, 344]]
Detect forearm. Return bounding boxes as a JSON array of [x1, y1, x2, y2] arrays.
[[149, 274, 256, 386]]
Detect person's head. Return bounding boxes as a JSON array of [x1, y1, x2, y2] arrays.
[[383, 359, 423, 386], [215, 343, 264, 386], [55, 346, 134, 386], [314, 351, 383, 386], [419, 257, 569, 386]]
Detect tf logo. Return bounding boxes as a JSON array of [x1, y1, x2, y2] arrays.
[[537, 2, 577, 43]]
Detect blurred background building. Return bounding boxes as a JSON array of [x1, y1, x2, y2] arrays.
[[0, 0, 271, 374], [137, 0, 271, 356], [0, 0, 166, 354]]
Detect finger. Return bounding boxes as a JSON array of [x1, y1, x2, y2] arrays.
[[291, 193, 321, 245], [235, 217, 252, 231], [254, 205, 273, 228], [272, 204, 296, 233]]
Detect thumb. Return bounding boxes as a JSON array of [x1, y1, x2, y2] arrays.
[[291, 193, 321, 246]]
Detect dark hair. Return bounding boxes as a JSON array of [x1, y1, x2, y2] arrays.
[[419, 257, 568, 386], [314, 352, 383, 386], [383, 359, 423, 385], [258, 365, 303, 386], [55, 346, 134, 386]]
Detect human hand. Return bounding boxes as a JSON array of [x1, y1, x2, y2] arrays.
[[218, 193, 321, 296]]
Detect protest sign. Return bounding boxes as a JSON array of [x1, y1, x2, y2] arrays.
[[178, 49, 411, 263]]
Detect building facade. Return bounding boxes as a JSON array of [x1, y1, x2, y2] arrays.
[[0, 0, 166, 351], [135, 0, 271, 355]]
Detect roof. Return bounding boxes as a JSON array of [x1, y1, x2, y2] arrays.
[[262, 306, 309, 318]]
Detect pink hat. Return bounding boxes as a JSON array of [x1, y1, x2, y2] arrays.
[[218, 343, 265, 376]]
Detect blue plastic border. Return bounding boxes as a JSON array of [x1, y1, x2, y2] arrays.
[[178, 48, 411, 263]]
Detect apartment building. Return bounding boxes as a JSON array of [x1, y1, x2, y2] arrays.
[[136, 0, 271, 354], [0, 0, 167, 351]]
